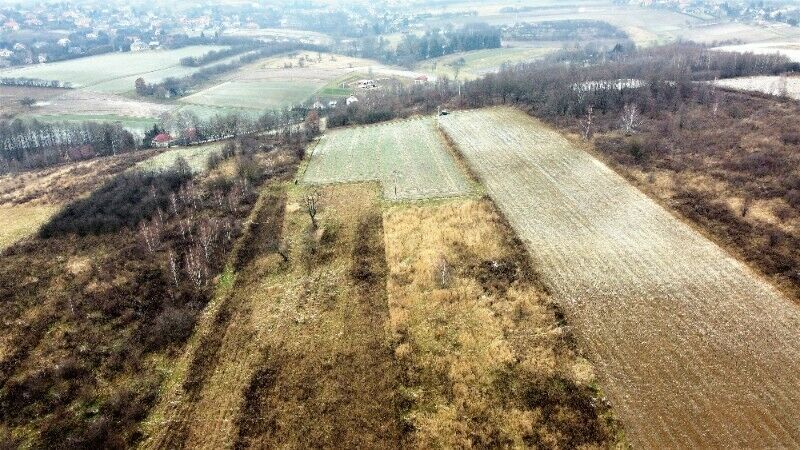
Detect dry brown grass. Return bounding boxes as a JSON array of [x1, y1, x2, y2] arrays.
[[142, 182, 402, 449], [383, 198, 617, 448]]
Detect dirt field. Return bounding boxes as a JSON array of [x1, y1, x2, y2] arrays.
[[303, 117, 472, 200], [440, 107, 800, 448]]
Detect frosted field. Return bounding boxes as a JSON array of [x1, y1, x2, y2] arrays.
[[714, 42, 800, 63], [714, 75, 800, 100], [303, 117, 471, 200], [440, 107, 800, 448], [0, 46, 226, 92]]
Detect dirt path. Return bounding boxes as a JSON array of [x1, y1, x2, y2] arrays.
[[440, 107, 800, 448]]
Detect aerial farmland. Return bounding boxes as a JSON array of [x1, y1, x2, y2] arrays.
[[303, 116, 472, 200], [439, 107, 800, 448], [4, 0, 800, 447]]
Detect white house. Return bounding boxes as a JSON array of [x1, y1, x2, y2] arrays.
[[346, 95, 359, 106], [57, 38, 71, 47], [312, 100, 325, 110], [130, 40, 148, 52], [328, 100, 338, 108]]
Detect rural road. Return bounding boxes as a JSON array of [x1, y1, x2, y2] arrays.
[[441, 107, 800, 449]]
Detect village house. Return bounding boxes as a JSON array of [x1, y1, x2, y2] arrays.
[[130, 40, 148, 52], [152, 133, 172, 148], [346, 95, 359, 106]]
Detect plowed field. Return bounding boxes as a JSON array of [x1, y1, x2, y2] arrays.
[[440, 107, 800, 448]]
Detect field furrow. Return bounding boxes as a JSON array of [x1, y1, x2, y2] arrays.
[[439, 107, 800, 448]]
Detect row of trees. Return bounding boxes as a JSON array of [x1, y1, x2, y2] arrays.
[[0, 119, 136, 172], [136, 42, 326, 99], [327, 42, 797, 130], [179, 44, 256, 67], [352, 23, 502, 67], [0, 77, 73, 88]]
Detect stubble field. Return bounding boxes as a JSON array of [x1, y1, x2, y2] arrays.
[[303, 117, 472, 200], [439, 107, 800, 448]]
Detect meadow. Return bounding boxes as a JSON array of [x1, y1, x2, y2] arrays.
[[180, 51, 405, 110], [303, 117, 472, 200], [0, 45, 226, 92], [439, 107, 800, 448], [134, 142, 224, 174], [415, 46, 556, 80]]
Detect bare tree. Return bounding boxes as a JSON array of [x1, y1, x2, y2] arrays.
[[306, 191, 319, 229], [620, 103, 641, 135], [580, 105, 594, 141]]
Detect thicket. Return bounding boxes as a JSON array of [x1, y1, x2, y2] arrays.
[[0, 132, 308, 447]]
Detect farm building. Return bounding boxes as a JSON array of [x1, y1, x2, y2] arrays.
[[152, 133, 172, 148], [346, 96, 359, 105], [328, 100, 338, 108], [414, 75, 429, 85], [312, 100, 325, 110]]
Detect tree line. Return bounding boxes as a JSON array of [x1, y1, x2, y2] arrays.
[[327, 42, 798, 128], [0, 119, 136, 172], [136, 41, 327, 99], [349, 23, 502, 67]]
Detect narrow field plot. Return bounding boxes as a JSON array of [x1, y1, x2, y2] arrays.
[[135, 143, 223, 174], [0, 204, 59, 250], [416, 46, 556, 80], [0, 45, 225, 91], [440, 107, 800, 448], [713, 75, 800, 100], [303, 117, 471, 200], [179, 79, 323, 110]]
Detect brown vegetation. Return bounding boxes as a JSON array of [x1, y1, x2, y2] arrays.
[[587, 89, 800, 301], [383, 198, 619, 448], [0, 135, 305, 448]]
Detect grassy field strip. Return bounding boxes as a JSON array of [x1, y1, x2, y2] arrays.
[[383, 198, 618, 447], [415, 47, 557, 80], [0, 204, 59, 251], [134, 142, 223, 174], [439, 107, 800, 448], [303, 117, 471, 200], [0, 46, 225, 91], [142, 183, 401, 448]]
